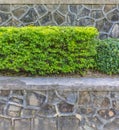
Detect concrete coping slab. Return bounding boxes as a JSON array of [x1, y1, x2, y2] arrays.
[[0, 0, 119, 4], [0, 76, 119, 91]]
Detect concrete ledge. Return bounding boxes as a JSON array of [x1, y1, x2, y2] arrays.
[[0, 76, 119, 91], [0, 0, 119, 4]]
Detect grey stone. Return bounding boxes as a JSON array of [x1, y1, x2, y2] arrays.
[[59, 117, 80, 130], [35, 5, 47, 16], [38, 104, 56, 117], [0, 12, 11, 25], [40, 12, 52, 25], [78, 7, 90, 17], [104, 118, 119, 130], [53, 11, 65, 25], [90, 10, 104, 19], [67, 12, 76, 25], [107, 9, 119, 22], [111, 24, 119, 38], [15, 119, 31, 130], [96, 18, 112, 32], [77, 17, 94, 26], [7, 105, 21, 117], [34, 117, 57, 130], [21, 109, 37, 117], [58, 5, 68, 14], [12, 6, 28, 19], [104, 5, 117, 13], [0, 5, 10, 12], [69, 5, 78, 14], [0, 118, 11, 130], [26, 91, 46, 107], [58, 101, 74, 113], [20, 8, 37, 23]]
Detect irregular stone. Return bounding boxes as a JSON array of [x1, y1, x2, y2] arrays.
[[15, 119, 31, 130], [0, 5, 10, 12], [107, 9, 119, 22], [20, 8, 37, 23], [90, 10, 104, 19], [12, 90, 24, 96], [9, 97, 23, 104], [77, 17, 94, 26], [92, 92, 109, 97], [111, 24, 119, 38], [7, 105, 22, 117], [0, 118, 11, 130], [98, 109, 115, 120], [99, 33, 108, 39], [35, 5, 47, 16], [0, 102, 6, 114], [12, 6, 28, 19], [77, 107, 95, 116], [96, 18, 112, 32], [93, 97, 110, 108], [57, 90, 77, 104], [5, 18, 21, 26], [26, 91, 46, 107], [67, 12, 76, 25], [0, 90, 10, 97], [21, 109, 36, 117], [83, 124, 95, 130], [38, 104, 56, 117], [78, 92, 91, 106], [59, 116, 80, 130], [104, 118, 119, 130], [78, 7, 90, 17], [53, 11, 65, 25], [69, 5, 78, 14], [90, 116, 103, 130], [0, 12, 11, 25], [34, 117, 57, 130], [40, 12, 52, 25], [104, 5, 117, 13], [58, 101, 74, 113], [48, 90, 61, 105], [58, 5, 68, 14], [101, 97, 110, 107]]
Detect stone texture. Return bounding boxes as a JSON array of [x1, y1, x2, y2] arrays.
[[14, 119, 31, 130], [0, 77, 119, 129], [34, 117, 57, 130], [0, 4, 119, 38], [111, 24, 119, 38]]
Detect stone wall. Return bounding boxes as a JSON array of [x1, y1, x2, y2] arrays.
[[0, 77, 119, 130], [0, 4, 119, 38]]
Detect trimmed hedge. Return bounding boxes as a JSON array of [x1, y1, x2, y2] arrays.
[[0, 26, 98, 75], [95, 38, 119, 74]]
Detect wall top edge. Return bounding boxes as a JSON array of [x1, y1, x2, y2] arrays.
[[0, 0, 119, 4], [0, 77, 119, 91]]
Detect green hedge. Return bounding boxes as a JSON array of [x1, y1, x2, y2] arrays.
[[95, 38, 119, 74], [0, 26, 98, 75]]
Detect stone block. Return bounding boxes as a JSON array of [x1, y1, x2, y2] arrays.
[[58, 116, 80, 130], [14, 119, 31, 130], [34, 117, 57, 130]]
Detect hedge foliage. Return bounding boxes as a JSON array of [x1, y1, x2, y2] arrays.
[[95, 38, 119, 74], [0, 26, 98, 75]]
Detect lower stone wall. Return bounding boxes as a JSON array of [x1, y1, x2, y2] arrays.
[[0, 4, 119, 38], [0, 77, 119, 130]]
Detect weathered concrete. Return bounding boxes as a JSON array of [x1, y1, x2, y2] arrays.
[[0, 76, 119, 91], [0, 0, 119, 4]]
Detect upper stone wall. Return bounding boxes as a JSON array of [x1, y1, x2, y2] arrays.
[[0, 0, 119, 4]]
